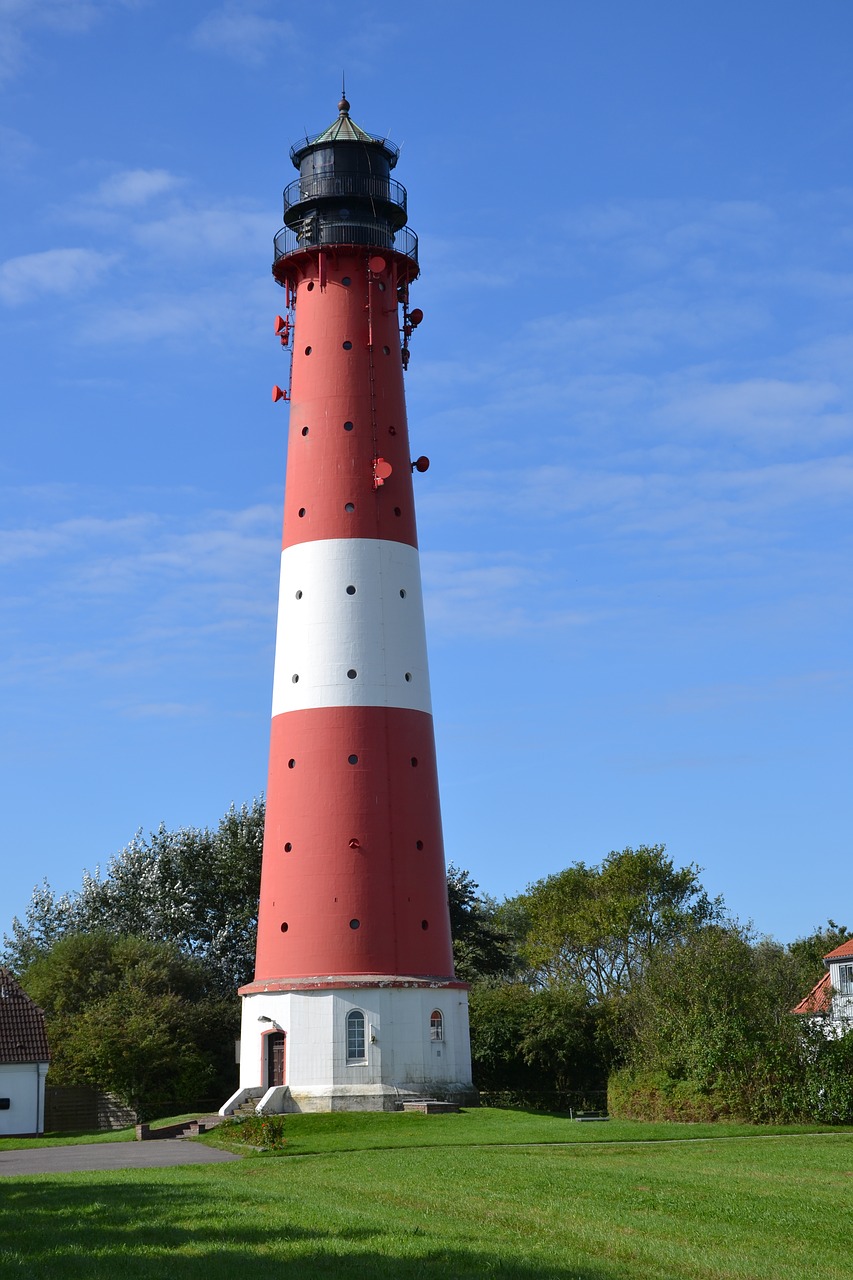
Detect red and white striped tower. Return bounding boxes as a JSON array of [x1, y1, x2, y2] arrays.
[[225, 97, 475, 1112]]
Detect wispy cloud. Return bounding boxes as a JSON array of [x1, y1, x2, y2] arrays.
[[0, 247, 118, 304], [0, 494, 281, 688], [95, 168, 182, 208], [132, 208, 268, 257], [421, 550, 596, 638], [190, 2, 295, 65]]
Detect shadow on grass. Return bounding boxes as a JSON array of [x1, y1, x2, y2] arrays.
[[0, 1178, 618, 1279]]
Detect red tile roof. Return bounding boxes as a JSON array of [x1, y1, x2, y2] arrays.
[[823, 938, 853, 961], [792, 971, 832, 1015], [0, 968, 50, 1064]]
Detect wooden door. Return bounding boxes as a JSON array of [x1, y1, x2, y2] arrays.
[[267, 1032, 286, 1086]]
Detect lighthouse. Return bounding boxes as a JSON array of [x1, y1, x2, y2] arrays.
[[223, 96, 475, 1113]]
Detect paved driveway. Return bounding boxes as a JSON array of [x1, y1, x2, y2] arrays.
[[0, 1140, 242, 1177]]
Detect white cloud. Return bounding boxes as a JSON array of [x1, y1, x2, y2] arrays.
[[95, 168, 182, 208], [421, 551, 595, 638], [132, 208, 268, 257], [0, 247, 117, 304], [190, 3, 296, 65]]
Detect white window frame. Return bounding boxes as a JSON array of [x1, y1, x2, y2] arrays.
[[429, 1009, 444, 1042], [837, 964, 853, 996], [346, 1009, 366, 1063]]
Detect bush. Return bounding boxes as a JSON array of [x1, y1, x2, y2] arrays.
[[608, 1069, 734, 1122], [220, 1114, 287, 1150]]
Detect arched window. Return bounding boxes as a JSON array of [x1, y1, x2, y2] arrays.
[[346, 1009, 366, 1062], [429, 1009, 444, 1042]]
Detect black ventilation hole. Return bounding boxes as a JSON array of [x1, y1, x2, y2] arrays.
[[345, 502, 355, 513], [342, 276, 351, 286], [349, 919, 360, 930], [405, 673, 412, 682], [411, 757, 419, 767], [291, 674, 299, 684], [346, 585, 356, 595], [342, 340, 353, 350], [421, 920, 429, 930], [304, 346, 312, 355], [298, 507, 306, 518], [416, 840, 424, 850], [295, 590, 303, 599], [348, 754, 359, 765], [280, 922, 289, 932], [288, 759, 295, 769], [284, 842, 292, 852], [344, 421, 354, 431], [301, 426, 309, 436], [400, 588, 407, 598], [347, 669, 357, 680]]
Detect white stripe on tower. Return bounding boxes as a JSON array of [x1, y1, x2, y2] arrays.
[[271, 538, 432, 717]]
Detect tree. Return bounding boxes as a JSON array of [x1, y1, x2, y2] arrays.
[[3, 799, 265, 990], [506, 844, 724, 999], [788, 919, 852, 992], [612, 922, 853, 1124], [22, 932, 237, 1118], [446, 865, 517, 984], [468, 983, 609, 1098]]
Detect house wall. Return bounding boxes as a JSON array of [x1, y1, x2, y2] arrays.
[[0, 1062, 48, 1136], [828, 960, 853, 1025], [234, 985, 474, 1110]]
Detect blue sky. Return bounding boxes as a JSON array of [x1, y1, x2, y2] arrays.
[[2, 0, 851, 952]]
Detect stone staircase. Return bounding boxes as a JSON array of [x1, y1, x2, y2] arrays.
[[228, 1099, 261, 1120], [135, 1114, 225, 1141]]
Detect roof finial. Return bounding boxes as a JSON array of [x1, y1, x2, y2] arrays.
[[339, 72, 349, 116]]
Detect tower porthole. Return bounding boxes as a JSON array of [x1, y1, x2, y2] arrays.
[[295, 590, 303, 599], [280, 922, 289, 932], [288, 759, 296, 769], [346, 585, 356, 595], [304, 346, 312, 355], [298, 507, 306, 518], [345, 502, 355, 513], [342, 276, 351, 286], [301, 426, 309, 436], [291, 674, 299, 683], [399, 588, 406, 598], [405, 673, 412, 682], [284, 842, 292, 852], [342, 340, 353, 350], [411, 757, 419, 767], [344, 421, 354, 431], [349, 918, 360, 930], [347, 669, 357, 679], [421, 920, 429, 930], [348, 754, 359, 765], [416, 840, 424, 850]]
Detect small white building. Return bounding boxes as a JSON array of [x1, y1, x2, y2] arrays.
[[0, 968, 50, 1136], [793, 938, 853, 1034]]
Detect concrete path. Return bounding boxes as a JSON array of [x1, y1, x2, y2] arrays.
[[0, 1140, 242, 1177]]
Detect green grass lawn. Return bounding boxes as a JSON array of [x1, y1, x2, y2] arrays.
[[1, 1110, 851, 1279], [0, 1113, 208, 1151]]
